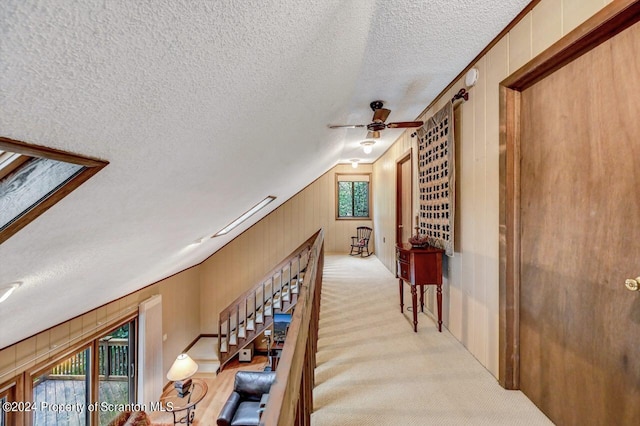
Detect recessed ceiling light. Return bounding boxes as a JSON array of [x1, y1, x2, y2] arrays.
[[0, 282, 22, 303], [187, 236, 209, 246]]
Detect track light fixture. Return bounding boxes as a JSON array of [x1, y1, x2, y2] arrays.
[[213, 196, 276, 237]]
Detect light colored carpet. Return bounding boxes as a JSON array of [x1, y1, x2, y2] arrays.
[[312, 254, 553, 426]]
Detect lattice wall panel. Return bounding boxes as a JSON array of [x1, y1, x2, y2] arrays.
[[417, 102, 455, 256]]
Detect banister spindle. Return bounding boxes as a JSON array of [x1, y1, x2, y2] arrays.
[[236, 303, 240, 340], [268, 277, 273, 315], [261, 281, 266, 323], [244, 298, 248, 333], [278, 271, 283, 311]]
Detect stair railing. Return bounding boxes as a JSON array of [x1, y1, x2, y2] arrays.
[[217, 231, 319, 370], [260, 228, 324, 426]]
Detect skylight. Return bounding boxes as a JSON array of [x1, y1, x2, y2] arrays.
[[0, 150, 29, 179], [213, 196, 276, 237], [0, 137, 108, 244], [0, 150, 20, 169]]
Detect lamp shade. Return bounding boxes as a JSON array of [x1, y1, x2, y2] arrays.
[[166, 353, 198, 381]]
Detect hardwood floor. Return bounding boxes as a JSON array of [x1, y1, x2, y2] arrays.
[[148, 355, 268, 426]]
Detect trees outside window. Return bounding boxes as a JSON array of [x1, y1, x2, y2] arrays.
[[336, 173, 371, 219], [338, 181, 370, 218]]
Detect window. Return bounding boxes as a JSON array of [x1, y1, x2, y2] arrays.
[[0, 380, 18, 426], [0, 393, 7, 426], [29, 319, 136, 426], [0, 137, 108, 244], [336, 174, 371, 219], [33, 347, 91, 425], [98, 323, 135, 426]]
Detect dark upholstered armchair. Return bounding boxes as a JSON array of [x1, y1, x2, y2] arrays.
[[217, 370, 276, 426]]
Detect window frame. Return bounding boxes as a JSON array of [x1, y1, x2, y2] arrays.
[[29, 343, 93, 426], [0, 137, 108, 245], [0, 376, 23, 426], [22, 315, 137, 426], [96, 321, 137, 426], [335, 173, 372, 220]]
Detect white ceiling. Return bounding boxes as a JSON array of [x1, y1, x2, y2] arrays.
[[0, 0, 530, 348]]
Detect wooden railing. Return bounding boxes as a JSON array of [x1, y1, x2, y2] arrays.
[[98, 338, 129, 379], [217, 232, 319, 370], [51, 350, 89, 376], [50, 339, 129, 379], [260, 229, 324, 426]]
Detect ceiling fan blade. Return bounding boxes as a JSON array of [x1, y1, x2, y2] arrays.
[[372, 108, 391, 123], [328, 124, 366, 129], [386, 121, 424, 129], [367, 131, 380, 139]]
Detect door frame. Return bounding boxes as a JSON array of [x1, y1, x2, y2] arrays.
[[396, 148, 413, 247], [498, 0, 640, 389]]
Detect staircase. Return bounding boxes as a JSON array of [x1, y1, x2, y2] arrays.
[[187, 336, 220, 374], [217, 234, 317, 370]]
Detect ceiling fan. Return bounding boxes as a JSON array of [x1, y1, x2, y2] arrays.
[[328, 100, 423, 138]]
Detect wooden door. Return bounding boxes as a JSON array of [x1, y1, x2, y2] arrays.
[[515, 18, 640, 425], [396, 151, 413, 245]]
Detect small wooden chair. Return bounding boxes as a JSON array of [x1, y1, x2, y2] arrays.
[[350, 226, 373, 257]]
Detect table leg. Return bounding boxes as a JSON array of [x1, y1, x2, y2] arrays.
[[436, 284, 443, 332], [411, 284, 418, 332], [188, 407, 195, 425], [419, 284, 425, 312], [399, 279, 404, 313], [170, 405, 196, 425]]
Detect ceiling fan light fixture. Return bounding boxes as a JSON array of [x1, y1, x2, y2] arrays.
[[367, 131, 380, 139], [360, 140, 375, 154]]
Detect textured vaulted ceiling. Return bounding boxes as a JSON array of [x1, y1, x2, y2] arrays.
[[0, 0, 530, 348]]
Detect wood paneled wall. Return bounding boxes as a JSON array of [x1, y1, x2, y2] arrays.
[[1, 0, 614, 386], [199, 164, 373, 334], [0, 162, 373, 382], [0, 265, 201, 386], [372, 0, 612, 378]]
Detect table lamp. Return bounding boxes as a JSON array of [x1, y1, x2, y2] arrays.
[[166, 353, 198, 397]]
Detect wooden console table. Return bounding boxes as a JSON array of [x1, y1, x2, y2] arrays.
[[396, 243, 444, 332]]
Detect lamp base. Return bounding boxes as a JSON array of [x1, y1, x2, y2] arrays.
[[174, 378, 192, 397]]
